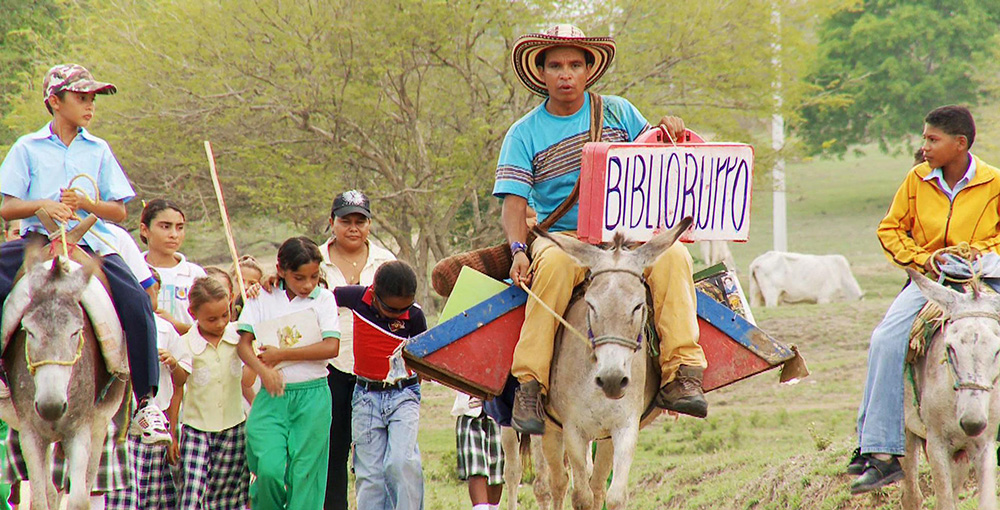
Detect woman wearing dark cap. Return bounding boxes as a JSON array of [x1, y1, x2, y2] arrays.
[[319, 190, 396, 510]]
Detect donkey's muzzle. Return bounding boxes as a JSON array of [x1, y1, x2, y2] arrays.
[[960, 417, 988, 437], [595, 375, 629, 399], [35, 400, 67, 422]]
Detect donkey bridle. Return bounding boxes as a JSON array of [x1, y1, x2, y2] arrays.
[[24, 329, 86, 376], [943, 310, 1000, 392], [585, 268, 647, 351]]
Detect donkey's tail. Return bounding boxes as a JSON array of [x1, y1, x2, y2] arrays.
[[519, 432, 532, 475]]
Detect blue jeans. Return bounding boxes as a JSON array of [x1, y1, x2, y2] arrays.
[[352, 383, 424, 510], [856, 281, 927, 455]]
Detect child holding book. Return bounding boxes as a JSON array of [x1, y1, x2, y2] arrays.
[[334, 260, 427, 510], [237, 237, 340, 509]]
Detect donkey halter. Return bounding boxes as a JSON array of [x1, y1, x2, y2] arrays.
[[585, 268, 647, 351], [943, 310, 1000, 392], [24, 329, 86, 376]]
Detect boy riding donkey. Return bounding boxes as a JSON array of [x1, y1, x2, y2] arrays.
[[493, 25, 709, 435], [849, 105, 1000, 494], [0, 66, 167, 442]]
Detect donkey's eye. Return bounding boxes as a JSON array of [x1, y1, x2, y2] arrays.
[[632, 303, 644, 314]]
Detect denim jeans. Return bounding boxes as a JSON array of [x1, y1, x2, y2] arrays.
[[856, 281, 927, 455], [352, 383, 424, 510]]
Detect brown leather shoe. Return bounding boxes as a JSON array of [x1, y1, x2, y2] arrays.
[[655, 365, 708, 418], [511, 380, 546, 435]]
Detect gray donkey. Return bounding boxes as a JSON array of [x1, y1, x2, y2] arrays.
[[901, 267, 1000, 510], [531, 217, 693, 510], [0, 244, 126, 510]]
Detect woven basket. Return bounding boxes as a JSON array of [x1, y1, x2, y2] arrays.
[[431, 242, 513, 297]]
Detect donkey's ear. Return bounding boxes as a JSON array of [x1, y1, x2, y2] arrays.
[[534, 227, 604, 268], [905, 267, 961, 310], [632, 217, 694, 269]]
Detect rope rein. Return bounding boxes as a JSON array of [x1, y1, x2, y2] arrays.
[[24, 328, 86, 375], [587, 268, 647, 351], [931, 242, 979, 284], [942, 310, 1000, 392], [517, 266, 649, 351]]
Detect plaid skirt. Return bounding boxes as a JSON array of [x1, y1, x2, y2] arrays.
[[455, 413, 504, 485], [105, 434, 178, 510], [2, 423, 131, 492], [178, 422, 249, 510]]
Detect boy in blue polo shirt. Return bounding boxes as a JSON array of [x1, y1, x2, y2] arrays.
[[0, 64, 168, 444]]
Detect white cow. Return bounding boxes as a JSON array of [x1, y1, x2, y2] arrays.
[[748, 251, 863, 307]]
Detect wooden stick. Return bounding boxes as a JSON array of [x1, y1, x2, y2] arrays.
[[204, 141, 249, 305]]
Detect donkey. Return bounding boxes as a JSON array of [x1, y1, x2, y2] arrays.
[[531, 217, 693, 510], [0, 245, 126, 510], [901, 267, 1000, 510]]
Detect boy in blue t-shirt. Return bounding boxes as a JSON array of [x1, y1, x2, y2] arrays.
[[0, 64, 168, 444]]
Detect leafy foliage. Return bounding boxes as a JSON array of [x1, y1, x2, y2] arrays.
[[1, 0, 819, 307], [797, 0, 1000, 156], [0, 0, 70, 144]]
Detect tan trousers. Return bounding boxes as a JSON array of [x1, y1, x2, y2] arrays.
[[511, 233, 707, 392]]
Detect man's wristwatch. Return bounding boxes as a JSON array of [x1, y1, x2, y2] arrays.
[[510, 241, 528, 257]]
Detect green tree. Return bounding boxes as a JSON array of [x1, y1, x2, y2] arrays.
[[1, 0, 823, 308], [0, 0, 71, 144], [797, 0, 1000, 156]]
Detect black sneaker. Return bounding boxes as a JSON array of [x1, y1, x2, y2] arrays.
[[850, 456, 903, 494], [846, 448, 868, 475], [511, 380, 545, 435]]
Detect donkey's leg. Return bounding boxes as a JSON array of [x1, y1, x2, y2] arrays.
[[18, 429, 52, 510], [925, 435, 958, 510], [501, 428, 521, 510], [900, 430, 923, 510], [531, 431, 552, 510], [605, 423, 640, 510], [61, 424, 96, 510], [589, 439, 613, 510], [540, 429, 568, 510], [975, 439, 998, 510], [562, 428, 593, 510]]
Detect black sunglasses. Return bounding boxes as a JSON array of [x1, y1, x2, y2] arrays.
[[374, 292, 413, 315]]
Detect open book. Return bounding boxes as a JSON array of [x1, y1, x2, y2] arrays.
[[353, 311, 411, 382], [253, 308, 323, 370]]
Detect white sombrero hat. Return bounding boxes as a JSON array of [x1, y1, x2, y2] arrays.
[[511, 24, 616, 97]]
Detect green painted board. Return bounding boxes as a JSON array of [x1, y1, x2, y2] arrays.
[[438, 266, 511, 323]]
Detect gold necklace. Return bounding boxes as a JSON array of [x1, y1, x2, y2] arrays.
[[331, 245, 366, 283]]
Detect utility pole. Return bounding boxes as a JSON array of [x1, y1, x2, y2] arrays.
[[771, 0, 787, 252]]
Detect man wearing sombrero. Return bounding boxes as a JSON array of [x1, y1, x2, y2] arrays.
[[493, 25, 708, 434]]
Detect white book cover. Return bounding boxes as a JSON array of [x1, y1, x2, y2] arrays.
[[254, 308, 322, 370]]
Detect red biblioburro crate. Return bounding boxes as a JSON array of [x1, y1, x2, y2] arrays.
[[404, 284, 803, 399]]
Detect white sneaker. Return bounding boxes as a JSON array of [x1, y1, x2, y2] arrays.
[[130, 402, 171, 445], [0, 379, 9, 399]]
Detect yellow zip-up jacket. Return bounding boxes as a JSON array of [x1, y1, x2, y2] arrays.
[[878, 155, 1000, 270]]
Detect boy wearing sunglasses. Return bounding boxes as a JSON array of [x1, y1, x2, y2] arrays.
[[332, 261, 427, 510]]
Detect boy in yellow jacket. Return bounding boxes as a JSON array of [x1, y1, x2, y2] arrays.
[[851, 105, 1000, 493]]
